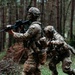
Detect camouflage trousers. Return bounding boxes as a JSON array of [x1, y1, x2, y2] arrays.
[[23, 51, 47, 75], [49, 53, 75, 75]]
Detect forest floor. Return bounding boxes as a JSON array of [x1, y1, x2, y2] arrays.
[[41, 55, 75, 75], [0, 42, 75, 75], [19, 55, 75, 75]]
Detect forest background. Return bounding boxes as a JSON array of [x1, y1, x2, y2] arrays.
[[0, 0, 75, 75], [0, 0, 75, 51]]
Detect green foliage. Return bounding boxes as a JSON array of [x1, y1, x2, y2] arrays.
[[0, 59, 22, 75], [67, 40, 75, 48], [41, 63, 51, 75], [0, 51, 6, 60], [0, 51, 75, 75]]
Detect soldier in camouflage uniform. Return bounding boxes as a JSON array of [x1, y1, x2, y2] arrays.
[[43, 25, 75, 75], [8, 7, 47, 75]]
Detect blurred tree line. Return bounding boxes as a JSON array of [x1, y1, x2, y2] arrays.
[[0, 0, 75, 51]]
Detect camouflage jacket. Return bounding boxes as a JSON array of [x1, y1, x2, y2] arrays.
[[12, 21, 42, 54]]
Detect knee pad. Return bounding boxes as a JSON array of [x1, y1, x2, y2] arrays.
[[72, 69, 75, 74]]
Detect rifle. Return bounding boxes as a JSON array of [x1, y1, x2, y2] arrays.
[[0, 20, 29, 33], [0, 0, 33, 33]]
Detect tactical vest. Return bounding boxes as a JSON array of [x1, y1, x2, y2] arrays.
[[23, 21, 42, 50], [27, 21, 42, 48]]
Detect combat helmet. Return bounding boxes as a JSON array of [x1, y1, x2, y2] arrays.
[[44, 26, 55, 33], [28, 7, 40, 17]]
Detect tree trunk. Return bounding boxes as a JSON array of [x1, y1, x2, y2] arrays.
[[62, 0, 65, 37], [34, 0, 36, 7], [15, 1, 18, 20], [65, 1, 71, 22], [7, 2, 13, 47], [25, 0, 28, 20], [70, 0, 75, 40], [19, 0, 24, 19], [1, 6, 5, 51], [56, 0, 60, 32], [41, 0, 44, 25], [0, 6, 3, 51], [59, 0, 62, 34]]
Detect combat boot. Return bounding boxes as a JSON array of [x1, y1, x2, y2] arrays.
[[23, 72, 33, 75], [34, 68, 41, 75], [72, 69, 75, 75], [52, 70, 58, 75], [52, 72, 58, 75], [67, 69, 75, 75]]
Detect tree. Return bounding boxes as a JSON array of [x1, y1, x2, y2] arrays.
[[34, 0, 36, 6], [59, 0, 62, 34], [62, 0, 66, 37], [7, 1, 13, 47], [70, 0, 75, 40], [41, 0, 44, 25], [0, 1, 6, 51], [56, 0, 60, 33]]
